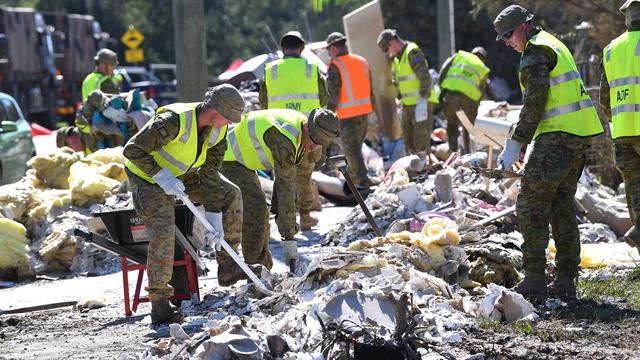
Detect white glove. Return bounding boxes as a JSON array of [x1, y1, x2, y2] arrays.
[[103, 106, 128, 123], [497, 139, 522, 170], [205, 211, 224, 240], [414, 97, 429, 123], [152, 168, 185, 197], [282, 239, 298, 270]]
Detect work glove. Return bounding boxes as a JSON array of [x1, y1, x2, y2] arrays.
[[415, 97, 429, 123], [152, 168, 186, 197], [102, 106, 128, 123], [497, 139, 522, 170], [203, 212, 224, 252], [282, 238, 299, 272]]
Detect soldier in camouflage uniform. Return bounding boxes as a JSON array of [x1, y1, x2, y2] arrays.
[[494, 5, 604, 302], [221, 109, 339, 270], [259, 31, 329, 230], [439, 47, 497, 153], [123, 84, 247, 324], [377, 29, 432, 155], [599, 0, 640, 250], [325, 32, 374, 189]]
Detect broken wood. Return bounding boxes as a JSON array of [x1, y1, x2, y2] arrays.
[[1, 300, 78, 315], [466, 205, 516, 230]]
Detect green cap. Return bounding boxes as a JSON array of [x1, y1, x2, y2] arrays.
[[280, 31, 305, 47], [376, 29, 397, 49], [493, 5, 534, 41], [620, 0, 640, 13], [308, 108, 339, 146], [621, 0, 640, 25], [471, 46, 488, 62], [204, 84, 245, 123], [94, 48, 118, 66], [325, 32, 346, 46]]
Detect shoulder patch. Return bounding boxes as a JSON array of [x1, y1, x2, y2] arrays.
[[158, 124, 170, 139]]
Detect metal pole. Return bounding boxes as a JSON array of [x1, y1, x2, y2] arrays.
[[437, 0, 455, 67]]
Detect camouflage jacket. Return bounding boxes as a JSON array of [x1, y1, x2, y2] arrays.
[[326, 49, 376, 113], [263, 127, 303, 237], [123, 103, 228, 212], [392, 43, 432, 98], [258, 55, 328, 110]]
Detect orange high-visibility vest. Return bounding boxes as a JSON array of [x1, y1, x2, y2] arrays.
[[330, 54, 373, 119]]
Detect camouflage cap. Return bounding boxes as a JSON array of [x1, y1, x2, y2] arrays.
[[621, 0, 640, 13], [471, 46, 488, 62], [308, 108, 339, 146], [56, 126, 79, 148], [621, 0, 640, 24], [280, 31, 306, 46], [94, 48, 118, 66], [377, 29, 397, 49], [325, 32, 347, 46], [493, 5, 534, 41], [204, 84, 245, 123]]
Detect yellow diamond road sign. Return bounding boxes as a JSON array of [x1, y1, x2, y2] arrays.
[[121, 27, 144, 49]]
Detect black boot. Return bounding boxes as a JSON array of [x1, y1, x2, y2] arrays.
[[150, 299, 183, 325], [512, 271, 547, 303]]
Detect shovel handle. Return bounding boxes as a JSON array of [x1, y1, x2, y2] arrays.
[[176, 192, 275, 296]]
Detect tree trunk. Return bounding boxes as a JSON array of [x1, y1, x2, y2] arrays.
[[172, 0, 208, 102]]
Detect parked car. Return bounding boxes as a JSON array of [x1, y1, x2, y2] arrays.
[[115, 66, 176, 106], [0, 92, 36, 185]]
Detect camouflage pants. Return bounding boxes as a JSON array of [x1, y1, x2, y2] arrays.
[[401, 103, 433, 155], [220, 161, 274, 269], [339, 114, 369, 186], [127, 169, 242, 301], [442, 91, 478, 153], [516, 140, 587, 276], [294, 146, 324, 213], [614, 138, 640, 226]]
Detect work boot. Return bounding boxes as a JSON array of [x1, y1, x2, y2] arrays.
[[300, 211, 319, 230], [548, 273, 577, 301], [624, 226, 640, 249], [217, 261, 266, 287], [150, 299, 183, 325], [512, 271, 547, 303]]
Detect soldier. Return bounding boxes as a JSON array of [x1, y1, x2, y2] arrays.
[[494, 5, 604, 301], [123, 84, 248, 324], [325, 31, 374, 190], [259, 31, 329, 230], [376, 29, 432, 155], [439, 47, 497, 153], [599, 0, 640, 250], [221, 108, 339, 270]]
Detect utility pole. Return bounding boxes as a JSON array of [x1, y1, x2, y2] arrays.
[[437, 0, 455, 67], [173, 0, 208, 102]]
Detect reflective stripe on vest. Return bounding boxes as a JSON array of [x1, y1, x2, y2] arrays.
[[441, 50, 490, 101], [330, 54, 373, 119], [603, 31, 640, 139], [81, 72, 119, 101], [224, 109, 304, 171], [125, 103, 215, 182], [264, 58, 320, 116], [393, 42, 423, 106], [521, 31, 603, 139]]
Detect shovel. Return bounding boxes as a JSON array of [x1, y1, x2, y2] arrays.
[[174, 191, 277, 297]]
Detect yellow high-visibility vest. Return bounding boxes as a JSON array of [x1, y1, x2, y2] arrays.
[[521, 31, 603, 139], [264, 58, 320, 116], [441, 50, 490, 101], [126, 103, 227, 183], [603, 30, 640, 139], [392, 42, 424, 106], [81, 72, 121, 101], [224, 109, 304, 171], [429, 85, 440, 104]]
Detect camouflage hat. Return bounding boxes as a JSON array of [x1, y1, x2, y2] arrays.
[[471, 46, 488, 62], [56, 126, 79, 148], [325, 32, 347, 46], [204, 84, 245, 123], [493, 5, 534, 41], [94, 48, 118, 66], [308, 108, 339, 146], [280, 31, 306, 46], [377, 29, 397, 50], [621, 0, 640, 24], [620, 0, 640, 13]]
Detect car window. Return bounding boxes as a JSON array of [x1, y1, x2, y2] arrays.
[[1, 99, 20, 122], [129, 72, 151, 83]]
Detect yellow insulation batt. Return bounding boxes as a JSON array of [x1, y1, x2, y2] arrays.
[[27, 147, 83, 189], [0, 218, 30, 269]]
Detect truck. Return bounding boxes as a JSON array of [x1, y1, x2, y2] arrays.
[[0, 7, 57, 129]]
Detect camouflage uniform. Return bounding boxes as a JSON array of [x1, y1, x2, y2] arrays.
[[221, 127, 301, 269], [395, 44, 432, 155], [326, 48, 373, 185], [124, 104, 242, 301], [599, 23, 640, 238], [439, 54, 495, 153], [76, 74, 121, 151], [514, 28, 592, 279]]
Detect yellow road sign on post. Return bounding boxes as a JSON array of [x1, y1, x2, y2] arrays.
[[121, 26, 144, 49], [125, 48, 145, 63]]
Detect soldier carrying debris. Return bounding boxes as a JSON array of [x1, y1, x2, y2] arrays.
[[123, 84, 251, 324], [494, 4, 604, 302], [221, 108, 339, 272], [599, 0, 640, 252]]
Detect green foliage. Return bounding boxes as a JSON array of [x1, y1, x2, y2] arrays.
[[577, 269, 640, 310]]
